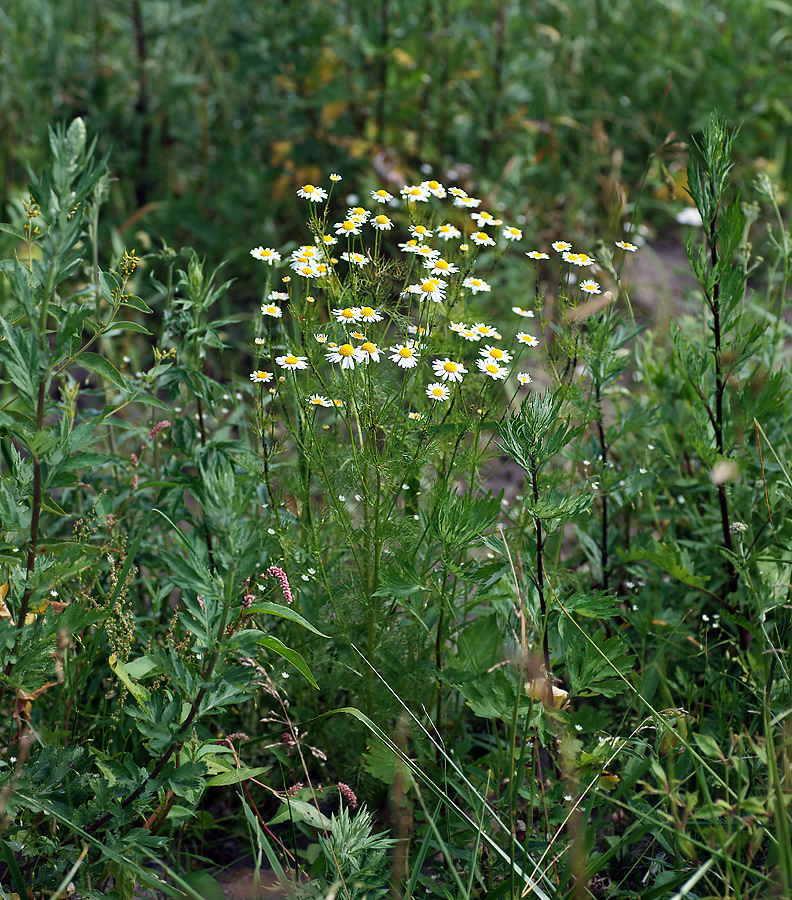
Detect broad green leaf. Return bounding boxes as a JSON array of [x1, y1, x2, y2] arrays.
[[206, 766, 269, 787], [247, 602, 328, 637], [269, 798, 331, 829], [79, 351, 127, 388], [257, 634, 318, 688], [109, 653, 151, 707], [104, 320, 153, 335]]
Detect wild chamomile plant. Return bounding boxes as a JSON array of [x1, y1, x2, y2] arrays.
[[247, 178, 545, 727]]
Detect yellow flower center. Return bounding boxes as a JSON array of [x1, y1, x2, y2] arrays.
[[486, 364, 498, 373], [361, 342, 377, 354], [398, 347, 413, 358], [315, 264, 328, 273], [256, 371, 267, 379], [341, 308, 355, 318], [408, 188, 422, 196], [351, 207, 365, 216], [360, 307, 375, 317], [490, 349, 504, 359], [303, 184, 315, 193], [341, 220, 356, 231], [265, 306, 276, 313], [285, 356, 298, 365], [339, 344, 355, 357], [375, 190, 388, 198], [300, 267, 313, 275], [414, 226, 428, 235], [312, 397, 324, 404], [431, 388, 444, 397], [421, 282, 436, 293], [427, 180, 440, 190], [375, 215, 389, 225], [443, 362, 457, 373], [435, 260, 449, 270]]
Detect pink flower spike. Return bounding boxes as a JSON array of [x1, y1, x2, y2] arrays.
[[149, 420, 172, 441], [267, 565, 294, 604]]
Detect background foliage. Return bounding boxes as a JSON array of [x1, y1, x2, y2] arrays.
[[1, 2, 792, 898]]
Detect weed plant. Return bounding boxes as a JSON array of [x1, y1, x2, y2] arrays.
[[1, 116, 792, 899]]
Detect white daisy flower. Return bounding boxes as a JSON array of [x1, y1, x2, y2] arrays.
[[358, 306, 383, 323], [408, 411, 424, 420], [357, 341, 382, 363], [580, 280, 601, 294], [371, 214, 393, 231], [316, 234, 338, 246], [421, 179, 446, 197], [314, 334, 329, 343], [291, 261, 319, 278], [413, 245, 440, 260], [409, 224, 433, 242], [389, 344, 421, 368], [335, 219, 362, 237], [307, 394, 333, 407], [511, 306, 535, 317], [552, 240, 572, 252], [424, 257, 459, 276], [268, 291, 288, 300], [346, 206, 370, 221], [261, 303, 283, 318], [276, 354, 309, 371], [517, 372, 532, 385], [435, 224, 461, 241], [526, 250, 549, 260], [250, 371, 273, 383], [471, 322, 501, 339], [341, 251, 369, 267], [297, 184, 328, 202], [329, 173, 342, 182], [371, 189, 393, 203], [471, 211, 502, 227], [401, 184, 430, 203], [563, 251, 596, 267], [326, 343, 366, 370], [480, 345, 512, 364], [431, 358, 467, 383], [447, 187, 468, 198], [470, 231, 495, 246], [251, 247, 281, 264], [426, 382, 450, 401], [333, 307, 361, 324], [477, 359, 507, 380], [516, 332, 539, 346], [408, 279, 447, 303], [453, 195, 481, 208], [398, 239, 421, 253], [503, 226, 522, 241], [449, 322, 467, 334], [463, 276, 491, 294], [459, 328, 481, 342], [615, 240, 638, 251]]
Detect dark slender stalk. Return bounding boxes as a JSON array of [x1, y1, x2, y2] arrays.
[[595, 381, 609, 591], [531, 459, 550, 677], [706, 212, 740, 598]]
